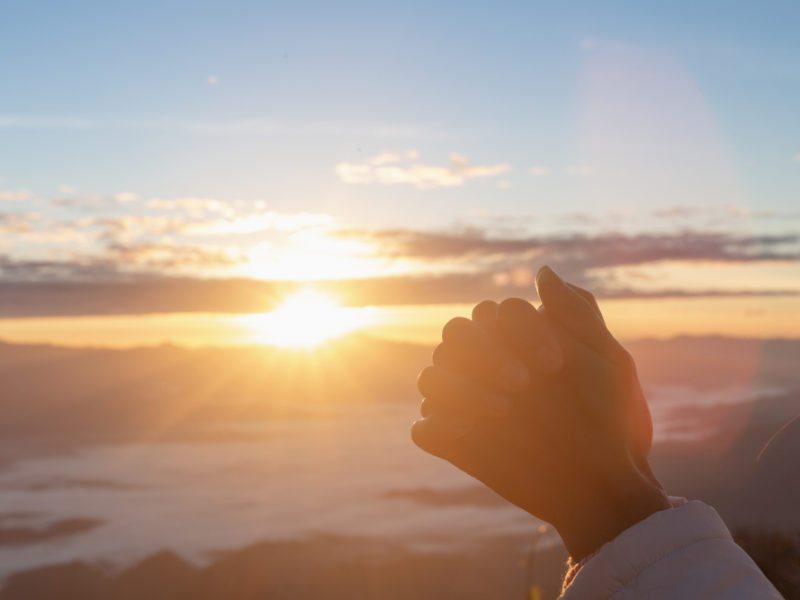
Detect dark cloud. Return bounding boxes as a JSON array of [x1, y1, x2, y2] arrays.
[[340, 228, 800, 267], [0, 241, 243, 284], [0, 228, 798, 316], [0, 273, 796, 319]]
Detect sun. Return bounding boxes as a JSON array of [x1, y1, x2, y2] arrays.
[[234, 290, 375, 347]]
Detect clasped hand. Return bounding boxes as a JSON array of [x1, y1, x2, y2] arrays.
[[411, 266, 670, 560]]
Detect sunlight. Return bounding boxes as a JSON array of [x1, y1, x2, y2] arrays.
[[240, 231, 383, 281], [234, 290, 376, 347]]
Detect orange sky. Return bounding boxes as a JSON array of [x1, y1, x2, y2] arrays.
[[1, 294, 799, 350]]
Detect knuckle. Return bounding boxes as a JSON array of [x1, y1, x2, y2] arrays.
[[416, 365, 438, 393], [441, 316, 473, 343], [431, 343, 449, 367], [497, 297, 531, 318], [420, 398, 434, 418], [471, 300, 498, 320]]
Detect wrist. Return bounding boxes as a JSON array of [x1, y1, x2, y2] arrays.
[[552, 466, 670, 561]]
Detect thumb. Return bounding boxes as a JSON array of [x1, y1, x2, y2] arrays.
[[535, 266, 624, 362]]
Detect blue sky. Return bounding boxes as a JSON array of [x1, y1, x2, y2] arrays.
[[0, 1, 799, 293]]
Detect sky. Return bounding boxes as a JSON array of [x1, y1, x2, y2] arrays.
[[1, 1, 799, 339]]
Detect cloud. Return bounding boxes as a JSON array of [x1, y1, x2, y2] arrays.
[[114, 192, 139, 204], [103, 242, 242, 270], [794, 153, 800, 162], [654, 205, 784, 219], [336, 152, 510, 189], [207, 75, 220, 86], [52, 194, 107, 210], [185, 212, 334, 236], [86, 214, 221, 245], [560, 212, 601, 225], [0, 267, 796, 318], [336, 228, 800, 284], [528, 166, 551, 176], [0, 189, 33, 202], [53, 191, 140, 210], [144, 197, 237, 218], [654, 206, 703, 218], [0, 213, 35, 234], [723, 204, 777, 218]]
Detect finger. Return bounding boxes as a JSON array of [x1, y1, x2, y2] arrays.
[[417, 365, 513, 418], [438, 424, 552, 517], [438, 317, 529, 392], [419, 397, 435, 418], [566, 283, 605, 324], [410, 412, 475, 457], [471, 300, 499, 334], [497, 298, 563, 373], [536, 266, 624, 360], [431, 342, 460, 371]]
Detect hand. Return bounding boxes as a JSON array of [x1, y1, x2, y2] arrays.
[[411, 266, 670, 560]]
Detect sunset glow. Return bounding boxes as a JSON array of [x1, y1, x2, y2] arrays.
[[234, 290, 375, 347]]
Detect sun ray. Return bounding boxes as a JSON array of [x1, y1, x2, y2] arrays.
[[233, 289, 375, 347]]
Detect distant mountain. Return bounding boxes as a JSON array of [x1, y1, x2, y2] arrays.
[[0, 335, 430, 464], [0, 534, 569, 600]]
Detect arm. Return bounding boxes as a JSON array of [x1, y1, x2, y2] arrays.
[[412, 266, 782, 598]]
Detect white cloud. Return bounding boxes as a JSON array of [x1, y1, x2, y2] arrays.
[[0, 189, 33, 202], [336, 152, 510, 189], [52, 191, 140, 210], [497, 180, 510, 189], [114, 192, 139, 204], [794, 152, 800, 162], [580, 39, 597, 50], [564, 165, 596, 176], [528, 166, 551, 176], [145, 197, 236, 218], [53, 194, 106, 209], [186, 212, 335, 235], [0, 213, 34, 234], [723, 204, 777, 218], [207, 75, 220, 86]]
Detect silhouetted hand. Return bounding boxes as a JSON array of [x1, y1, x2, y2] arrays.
[[411, 266, 670, 560]]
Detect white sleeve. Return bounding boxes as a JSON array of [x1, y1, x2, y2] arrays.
[[559, 499, 783, 600]]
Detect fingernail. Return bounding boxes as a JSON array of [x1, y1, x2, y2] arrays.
[[536, 346, 562, 372], [484, 393, 512, 417], [501, 363, 529, 392]]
